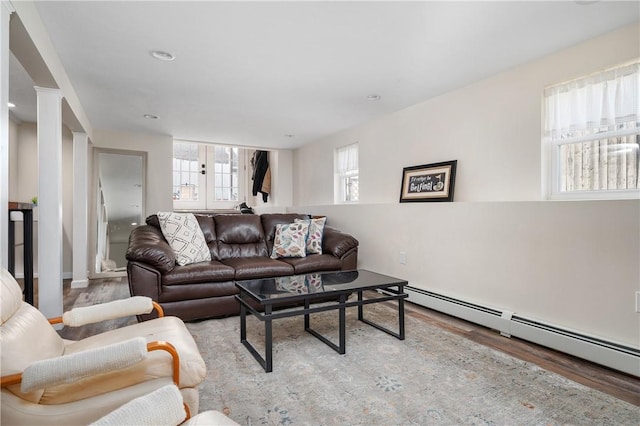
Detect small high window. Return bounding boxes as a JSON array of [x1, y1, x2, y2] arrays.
[[543, 61, 639, 199], [335, 143, 359, 203]]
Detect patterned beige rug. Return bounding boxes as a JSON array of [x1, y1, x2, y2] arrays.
[[187, 302, 639, 425]]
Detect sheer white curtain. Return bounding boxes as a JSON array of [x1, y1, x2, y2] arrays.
[[544, 61, 639, 192], [336, 143, 359, 175]]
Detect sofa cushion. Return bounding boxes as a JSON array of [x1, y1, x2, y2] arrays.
[[157, 212, 211, 266], [281, 254, 342, 274], [161, 261, 235, 287], [159, 280, 237, 303], [215, 215, 269, 259], [221, 258, 294, 280], [270, 221, 310, 259], [194, 215, 219, 260]]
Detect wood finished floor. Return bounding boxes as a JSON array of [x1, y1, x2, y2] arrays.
[[24, 277, 639, 406], [402, 301, 640, 407]]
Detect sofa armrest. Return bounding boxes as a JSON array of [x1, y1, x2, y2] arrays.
[[126, 225, 176, 274], [322, 226, 359, 259], [127, 262, 163, 321]]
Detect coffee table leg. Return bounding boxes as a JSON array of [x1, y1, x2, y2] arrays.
[[305, 295, 346, 355], [237, 295, 273, 373], [265, 305, 273, 373], [304, 299, 310, 330], [398, 287, 405, 340], [339, 294, 346, 354], [240, 301, 247, 342], [358, 285, 406, 340]]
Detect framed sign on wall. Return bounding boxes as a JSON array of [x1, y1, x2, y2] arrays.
[[399, 160, 457, 202]]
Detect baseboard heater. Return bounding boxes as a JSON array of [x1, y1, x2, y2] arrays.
[[406, 286, 640, 377]]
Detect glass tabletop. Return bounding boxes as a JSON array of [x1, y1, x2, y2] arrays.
[[235, 269, 407, 304]]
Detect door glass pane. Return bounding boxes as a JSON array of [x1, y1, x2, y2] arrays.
[[173, 142, 200, 201]]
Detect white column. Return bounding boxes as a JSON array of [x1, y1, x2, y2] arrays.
[[35, 86, 63, 318], [71, 132, 89, 288], [0, 3, 14, 269]]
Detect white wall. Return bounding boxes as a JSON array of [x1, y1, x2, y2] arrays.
[[250, 149, 294, 213], [296, 24, 640, 205], [293, 24, 640, 348]]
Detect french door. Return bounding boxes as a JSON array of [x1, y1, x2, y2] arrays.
[[173, 141, 246, 210]]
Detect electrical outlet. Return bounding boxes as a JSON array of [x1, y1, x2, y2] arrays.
[[636, 292, 640, 313], [399, 251, 407, 265]]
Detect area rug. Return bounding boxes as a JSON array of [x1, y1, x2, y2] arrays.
[[186, 302, 639, 425]]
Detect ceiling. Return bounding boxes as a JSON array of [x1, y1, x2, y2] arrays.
[[8, 1, 640, 149]]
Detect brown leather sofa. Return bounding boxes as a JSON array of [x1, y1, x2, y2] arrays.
[[126, 213, 359, 321]]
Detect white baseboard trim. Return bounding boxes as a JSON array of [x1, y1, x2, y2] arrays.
[[70, 279, 89, 288], [406, 286, 640, 377]]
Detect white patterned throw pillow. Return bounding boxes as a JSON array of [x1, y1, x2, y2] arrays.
[[295, 216, 326, 254], [270, 221, 310, 259], [157, 212, 211, 266]]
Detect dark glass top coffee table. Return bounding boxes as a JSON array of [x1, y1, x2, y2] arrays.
[[235, 269, 408, 372]]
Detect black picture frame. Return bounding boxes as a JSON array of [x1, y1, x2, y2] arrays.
[[399, 160, 457, 202]]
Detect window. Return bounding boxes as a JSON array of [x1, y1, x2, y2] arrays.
[[335, 143, 359, 203], [173, 141, 245, 210], [173, 142, 201, 203], [543, 61, 639, 199]]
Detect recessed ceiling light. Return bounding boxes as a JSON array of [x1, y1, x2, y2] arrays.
[[143, 114, 159, 120], [8, 102, 15, 108], [365, 94, 381, 101], [150, 50, 175, 61]]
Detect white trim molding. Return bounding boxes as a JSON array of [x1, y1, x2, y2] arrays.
[[35, 86, 64, 319], [407, 286, 640, 377], [72, 132, 89, 288]]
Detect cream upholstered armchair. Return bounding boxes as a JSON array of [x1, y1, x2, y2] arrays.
[[0, 268, 206, 425]]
